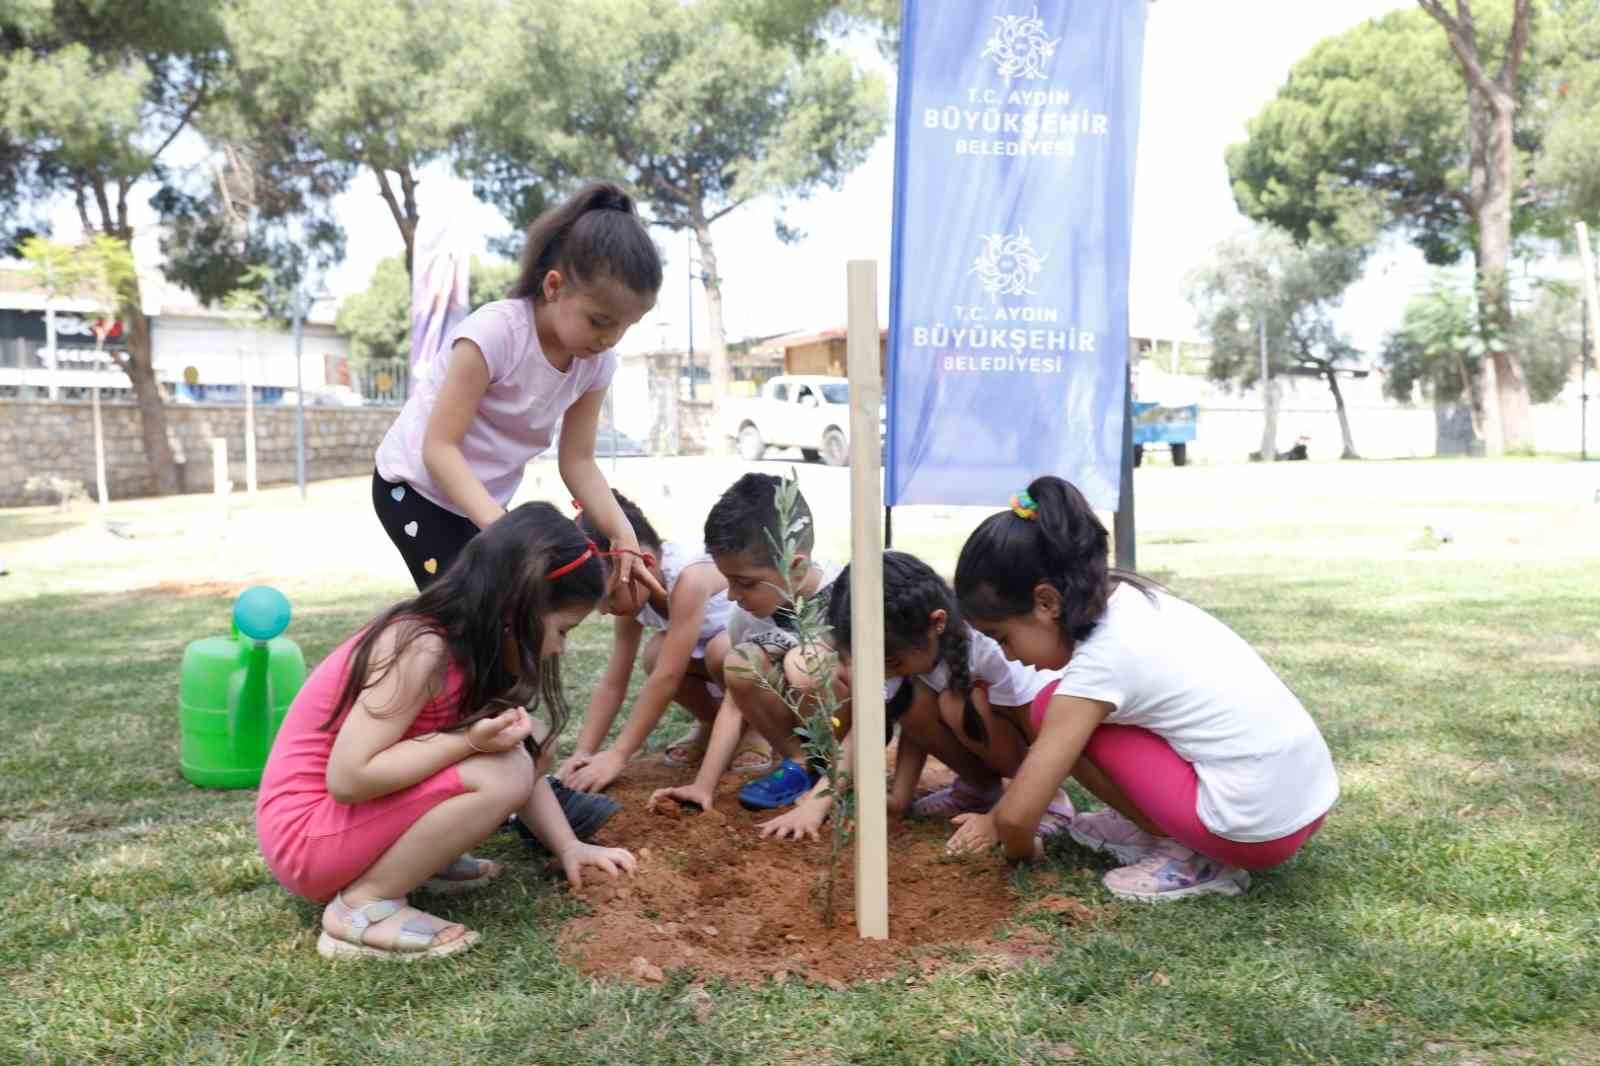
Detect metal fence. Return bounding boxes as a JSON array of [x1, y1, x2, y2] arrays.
[[0, 336, 409, 408]]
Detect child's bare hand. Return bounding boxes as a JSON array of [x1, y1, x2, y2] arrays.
[[559, 842, 636, 890], [554, 750, 594, 782], [647, 783, 713, 814], [467, 706, 532, 753], [757, 798, 828, 842], [564, 748, 626, 793], [946, 810, 1000, 855]]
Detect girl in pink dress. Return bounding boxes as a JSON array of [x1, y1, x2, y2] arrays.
[[256, 502, 636, 960]]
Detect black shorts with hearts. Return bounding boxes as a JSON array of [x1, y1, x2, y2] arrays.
[[371, 469, 481, 590]]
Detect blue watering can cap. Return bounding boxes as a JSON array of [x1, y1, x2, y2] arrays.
[[234, 586, 291, 642]]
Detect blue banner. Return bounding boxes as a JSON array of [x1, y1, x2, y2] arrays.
[[886, 0, 1147, 510]]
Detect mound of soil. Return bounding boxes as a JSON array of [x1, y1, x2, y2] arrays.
[[559, 757, 1085, 986]]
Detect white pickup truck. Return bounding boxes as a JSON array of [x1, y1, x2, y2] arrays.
[[720, 374, 879, 466]]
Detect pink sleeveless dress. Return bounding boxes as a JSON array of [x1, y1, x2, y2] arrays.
[[255, 629, 469, 902]]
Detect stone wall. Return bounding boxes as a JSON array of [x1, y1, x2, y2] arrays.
[[0, 400, 399, 506]]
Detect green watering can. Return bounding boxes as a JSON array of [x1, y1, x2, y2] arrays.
[[179, 586, 307, 789]]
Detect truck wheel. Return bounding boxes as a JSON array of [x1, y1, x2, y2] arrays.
[[1133, 444, 1144, 468], [737, 424, 766, 462], [821, 428, 848, 467], [1171, 443, 1188, 467], [800, 448, 821, 462]]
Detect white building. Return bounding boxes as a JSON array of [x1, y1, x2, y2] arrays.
[[0, 253, 352, 405]]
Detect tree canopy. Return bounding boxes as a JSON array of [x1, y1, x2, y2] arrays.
[[1186, 225, 1369, 457], [1226, 7, 1551, 265], [460, 0, 887, 403]]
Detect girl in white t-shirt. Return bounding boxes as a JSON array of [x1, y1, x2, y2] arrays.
[[373, 181, 663, 601], [754, 550, 1076, 844], [556, 491, 756, 794], [946, 476, 1338, 902]]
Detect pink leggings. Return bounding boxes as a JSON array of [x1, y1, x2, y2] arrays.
[[1082, 723, 1325, 870]]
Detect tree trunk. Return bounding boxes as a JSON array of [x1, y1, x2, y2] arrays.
[[1322, 363, 1359, 459], [1477, 98, 1534, 453], [119, 301, 181, 496], [1258, 315, 1276, 462], [1424, 0, 1536, 455], [689, 207, 730, 415], [1463, 86, 1504, 457]]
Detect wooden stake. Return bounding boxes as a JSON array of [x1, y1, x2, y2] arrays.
[[846, 260, 889, 941]]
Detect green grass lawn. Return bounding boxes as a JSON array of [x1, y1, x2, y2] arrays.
[[2, 462, 1597, 1064]]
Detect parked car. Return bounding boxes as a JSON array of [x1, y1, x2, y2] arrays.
[[720, 374, 882, 466]]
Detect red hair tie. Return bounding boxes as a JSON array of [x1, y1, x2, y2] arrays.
[[546, 542, 657, 581], [547, 544, 596, 580]]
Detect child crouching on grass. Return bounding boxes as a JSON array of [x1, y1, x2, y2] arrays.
[[255, 503, 635, 961], [755, 550, 1076, 843], [946, 476, 1339, 902], [647, 473, 839, 817], [557, 490, 748, 793]]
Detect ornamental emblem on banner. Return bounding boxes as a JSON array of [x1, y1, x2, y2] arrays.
[[982, 5, 1061, 81], [970, 227, 1048, 302]]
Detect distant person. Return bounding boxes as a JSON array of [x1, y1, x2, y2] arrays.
[[948, 477, 1339, 902], [255, 504, 635, 961], [372, 180, 664, 603]]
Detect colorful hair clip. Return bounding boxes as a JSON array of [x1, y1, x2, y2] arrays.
[[1010, 490, 1038, 520]]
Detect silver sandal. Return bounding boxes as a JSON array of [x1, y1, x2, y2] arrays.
[[316, 893, 477, 962]]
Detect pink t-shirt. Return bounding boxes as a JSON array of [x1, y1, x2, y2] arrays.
[[375, 298, 618, 515]]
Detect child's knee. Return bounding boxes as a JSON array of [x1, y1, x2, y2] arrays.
[[463, 746, 536, 810], [782, 644, 837, 693], [725, 643, 771, 693]]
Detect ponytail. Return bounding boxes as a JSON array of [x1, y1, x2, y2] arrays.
[[829, 551, 985, 739], [955, 475, 1155, 643], [509, 180, 663, 302]]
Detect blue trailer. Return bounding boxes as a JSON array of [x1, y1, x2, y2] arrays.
[[1132, 401, 1197, 467]]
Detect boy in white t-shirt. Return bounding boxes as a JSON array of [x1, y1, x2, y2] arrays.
[[947, 476, 1339, 902], [648, 473, 842, 817]]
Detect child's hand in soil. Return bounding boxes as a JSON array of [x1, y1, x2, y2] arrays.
[[757, 794, 831, 841], [559, 841, 636, 889], [945, 810, 1000, 855], [563, 748, 626, 793], [554, 749, 595, 782], [647, 782, 714, 814], [467, 705, 533, 754]]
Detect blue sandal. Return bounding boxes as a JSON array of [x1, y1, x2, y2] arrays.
[[737, 759, 818, 810]]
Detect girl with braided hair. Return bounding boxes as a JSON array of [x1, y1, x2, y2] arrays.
[[754, 550, 1073, 847], [951, 475, 1338, 902]]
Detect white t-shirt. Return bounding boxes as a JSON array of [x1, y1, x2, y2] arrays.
[[885, 629, 1056, 707], [375, 299, 617, 515], [725, 560, 843, 651], [635, 541, 731, 658], [1054, 584, 1338, 843]]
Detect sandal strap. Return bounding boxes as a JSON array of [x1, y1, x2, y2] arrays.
[[331, 893, 458, 952], [331, 893, 407, 947], [393, 914, 455, 951]]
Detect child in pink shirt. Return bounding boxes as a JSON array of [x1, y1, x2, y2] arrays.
[[256, 502, 636, 961], [373, 181, 662, 600]]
